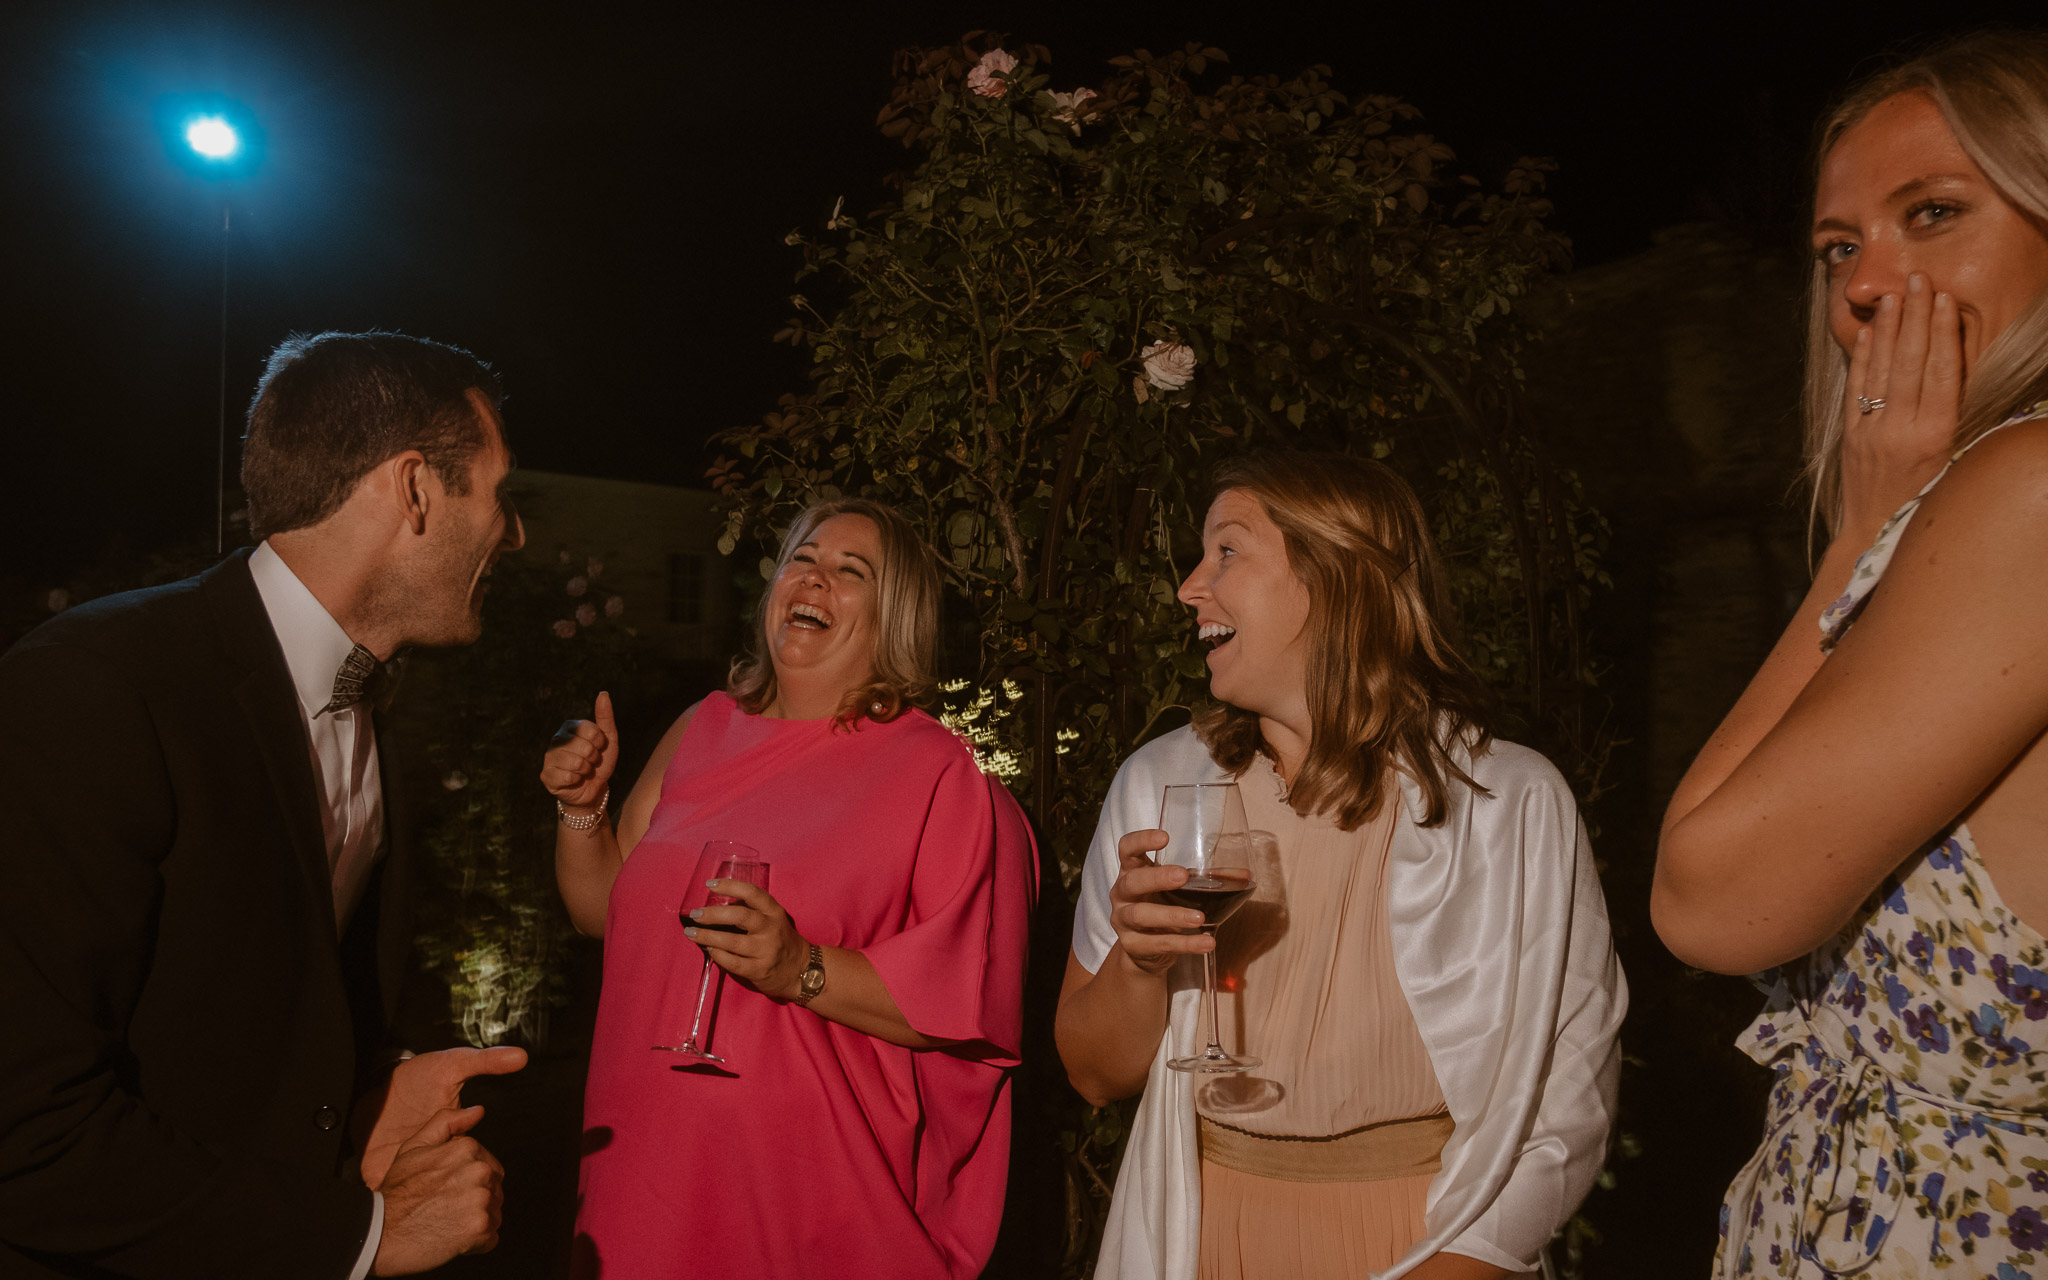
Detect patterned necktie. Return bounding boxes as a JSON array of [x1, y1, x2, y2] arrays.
[[320, 644, 402, 715]]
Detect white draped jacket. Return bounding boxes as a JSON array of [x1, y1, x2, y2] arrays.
[[1072, 727, 1627, 1279]]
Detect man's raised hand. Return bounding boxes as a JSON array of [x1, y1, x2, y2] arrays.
[[359, 1046, 526, 1189], [371, 1106, 504, 1275]]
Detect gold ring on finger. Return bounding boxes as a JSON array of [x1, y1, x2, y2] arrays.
[[1858, 396, 1888, 414]]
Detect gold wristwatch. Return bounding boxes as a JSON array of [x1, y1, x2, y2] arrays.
[[795, 943, 826, 1007]]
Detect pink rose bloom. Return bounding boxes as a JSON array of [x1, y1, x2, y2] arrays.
[[566, 575, 589, 598], [604, 596, 626, 619], [967, 48, 1018, 99], [576, 603, 599, 628], [552, 619, 577, 639]]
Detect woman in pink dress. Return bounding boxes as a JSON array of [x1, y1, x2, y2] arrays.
[[541, 498, 1037, 1279]]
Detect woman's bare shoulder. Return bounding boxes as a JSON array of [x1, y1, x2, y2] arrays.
[[1916, 417, 2048, 534]]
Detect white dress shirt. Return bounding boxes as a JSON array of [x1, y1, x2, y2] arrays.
[[248, 542, 386, 933], [247, 541, 386, 1280]]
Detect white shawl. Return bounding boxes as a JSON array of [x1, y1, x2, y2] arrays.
[[1072, 727, 1626, 1278]]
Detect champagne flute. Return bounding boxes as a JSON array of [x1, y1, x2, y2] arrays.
[[653, 841, 770, 1066], [1157, 783, 1260, 1073]]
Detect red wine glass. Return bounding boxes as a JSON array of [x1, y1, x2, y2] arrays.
[[1157, 783, 1260, 1073], [653, 842, 770, 1066]]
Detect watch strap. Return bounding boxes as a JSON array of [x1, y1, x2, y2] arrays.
[[794, 943, 826, 1007]]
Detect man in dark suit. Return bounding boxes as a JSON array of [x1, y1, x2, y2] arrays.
[[0, 332, 531, 1277]]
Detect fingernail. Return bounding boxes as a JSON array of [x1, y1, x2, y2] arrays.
[[1909, 273, 1926, 293], [1881, 294, 1897, 309], [688, 908, 704, 920], [683, 927, 698, 939], [705, 879, 718, 888]]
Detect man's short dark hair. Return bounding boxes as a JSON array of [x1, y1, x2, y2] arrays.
[[240, 331, 504, 538]]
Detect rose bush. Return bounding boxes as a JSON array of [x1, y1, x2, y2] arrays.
[[712, 33, 1610, 1276]]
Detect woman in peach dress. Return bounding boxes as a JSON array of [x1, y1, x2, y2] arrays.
[[1057, 452, 1626, 1279]]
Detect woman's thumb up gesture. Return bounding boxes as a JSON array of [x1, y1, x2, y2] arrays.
[[541, 690, 619, 810]]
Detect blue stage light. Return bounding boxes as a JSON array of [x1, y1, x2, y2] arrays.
[[185, 115, 240, 160]]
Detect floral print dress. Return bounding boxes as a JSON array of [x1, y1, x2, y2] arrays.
[[1718, 404, 2048, 1279]]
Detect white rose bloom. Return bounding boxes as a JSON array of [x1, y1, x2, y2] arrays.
[[1049, 87, 1098, 134], [1141, 341, 1197, 391]]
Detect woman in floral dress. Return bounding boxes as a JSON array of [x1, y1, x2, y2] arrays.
[[1653, 30, 2048, 1278]]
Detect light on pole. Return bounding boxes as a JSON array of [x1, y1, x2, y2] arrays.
[[184, 116, 241, 161], [174, 107, 254, 554]]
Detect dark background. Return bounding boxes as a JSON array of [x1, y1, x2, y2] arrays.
[[5, 2, 2044, 1275], [0, 0, 2037, 580]]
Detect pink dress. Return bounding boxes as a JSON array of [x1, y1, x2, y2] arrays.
[[574, 693, 1038, 1279]]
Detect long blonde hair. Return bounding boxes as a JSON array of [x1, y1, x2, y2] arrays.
[[728, 498, 942, 725], [1192, 452, 1495, 829], [1804, 29, 2048, 535]]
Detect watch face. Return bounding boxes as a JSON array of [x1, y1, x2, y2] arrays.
[[801, 966, 825, 994]]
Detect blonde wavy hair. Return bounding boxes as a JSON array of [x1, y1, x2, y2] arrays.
[[728, 498, 942, 725], [1804, 29, 2048, 535], [1192, 452, 1496, 829]]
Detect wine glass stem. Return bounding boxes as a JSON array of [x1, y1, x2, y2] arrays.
[[683, 955, 718, 1048], [1202, 933, 1226, 1058]]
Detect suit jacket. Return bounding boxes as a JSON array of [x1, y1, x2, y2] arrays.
[[0, 550, 417, 1278]]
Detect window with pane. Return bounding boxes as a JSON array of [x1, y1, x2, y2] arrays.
[[668, 553, 704, 624]]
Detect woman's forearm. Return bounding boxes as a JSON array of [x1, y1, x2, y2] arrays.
[[1055, 947, 1171, 1107], [1662, 536, 1863, 835], [554, 817, 623, 937], [1653, 537, 1863, 963], [800, 947, 956, 1050]]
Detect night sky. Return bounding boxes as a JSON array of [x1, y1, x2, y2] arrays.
[[3, 0, 2041, 586]]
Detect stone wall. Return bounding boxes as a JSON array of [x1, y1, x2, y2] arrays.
[[1524, 222, 1814, 1274]]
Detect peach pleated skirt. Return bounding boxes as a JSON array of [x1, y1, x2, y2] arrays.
[[1197, 1159, 1433, 1278]]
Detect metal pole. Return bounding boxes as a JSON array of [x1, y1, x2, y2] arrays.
[[216, 203, 230, 555]]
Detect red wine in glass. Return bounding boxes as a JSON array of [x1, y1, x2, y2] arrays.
[[653, 842, 770, 1065], [680, 887, 747, 935], [1157, 782, 1261, 1074], [1158, 872, 1253, 926]]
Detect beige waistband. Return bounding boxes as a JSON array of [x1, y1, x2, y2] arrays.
[[1197, 1112, 1453, 1184]]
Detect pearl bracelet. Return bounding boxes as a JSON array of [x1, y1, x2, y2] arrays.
[[556, 787, 609, 831]]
